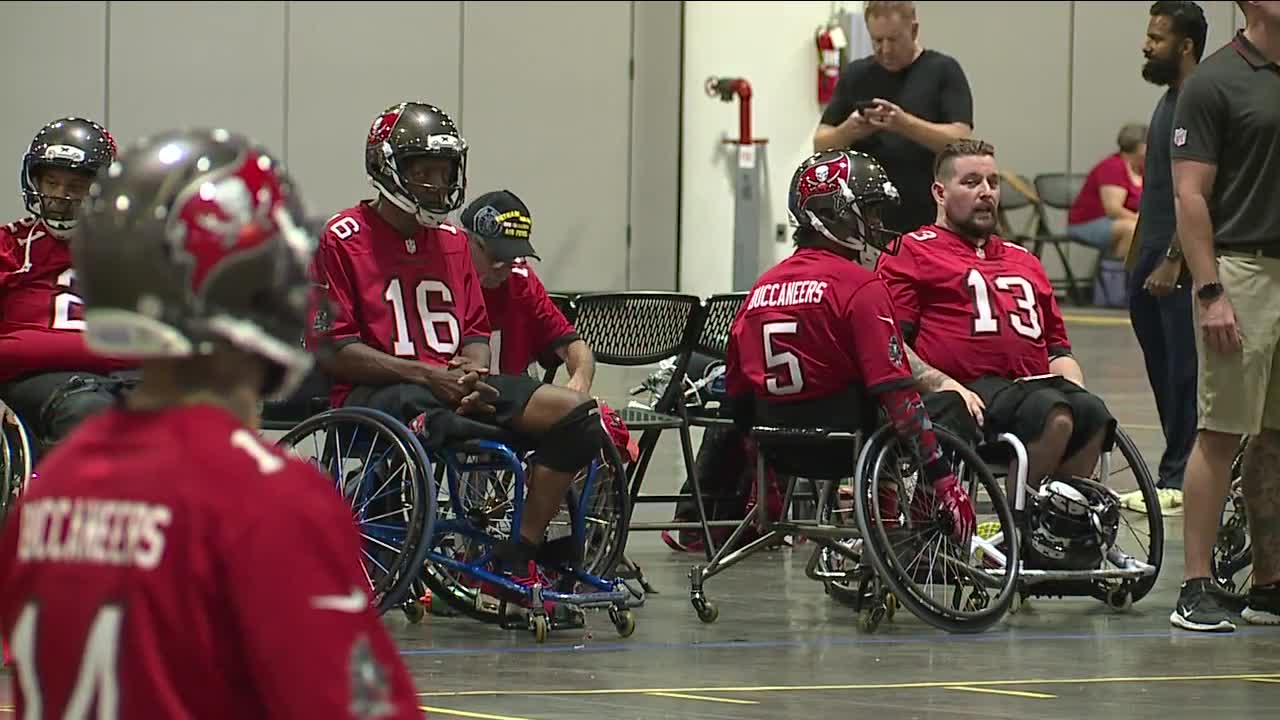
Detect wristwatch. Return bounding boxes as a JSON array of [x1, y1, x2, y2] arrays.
[[1196, 282, 1224, 301]]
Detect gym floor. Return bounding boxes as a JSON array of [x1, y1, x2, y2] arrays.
[[394, 309, 1279, 720]]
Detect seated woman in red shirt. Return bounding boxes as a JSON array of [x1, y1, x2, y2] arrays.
[[1067, 123, 1147, 259]]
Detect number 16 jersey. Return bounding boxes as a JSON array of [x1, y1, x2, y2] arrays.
[[876, 224, 1072, 386], [312, 201, 491, 407]]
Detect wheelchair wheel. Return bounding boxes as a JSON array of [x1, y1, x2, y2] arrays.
[[1212, 440, 1252, 594], [808, 479, 867, 609], [1099, 426, 1164, 603], [854, 424, 1019, 634], [275, 407, 436, 615], [0, 400, 33, 524]]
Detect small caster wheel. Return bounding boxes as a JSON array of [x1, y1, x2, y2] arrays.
[[531, 614, 549, 643], [885, 592, 898, 621], [611, 608, 637, 638], [1010, 591, 1030, 615], [694, 599, 719, 624], [401, 600, 425, 624], [1106, 588, 1133, 612], [858, 605, 885, 633]]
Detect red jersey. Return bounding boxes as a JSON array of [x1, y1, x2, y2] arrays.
[[1067, 153, 1142, 225], [876, 224, 1072, 385], [0, 403, 421, 719], [0, 217, 138, 383], [725, 247, 914, 403], [481, 262, 577, 375], [312, 201, 490, 407]]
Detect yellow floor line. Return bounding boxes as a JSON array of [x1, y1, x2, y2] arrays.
[[418, 705, 532, 720], [1062, 313, 1132, 327], [647, 691, 759, 705], [945, 686, 1056, 699], [419, 672, 1280, 698], [1247, 678, 1280, 684]]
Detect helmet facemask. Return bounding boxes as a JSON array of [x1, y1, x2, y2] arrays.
[[374, 141, 467, 228], [25, 161, 96, 239], [808, 185, 901, 267]]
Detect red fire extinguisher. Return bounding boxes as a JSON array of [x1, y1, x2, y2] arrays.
[[816, 23, 847, 106]]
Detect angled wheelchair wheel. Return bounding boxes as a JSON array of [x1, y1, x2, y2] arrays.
[[275, 407, 436, 615], [0, 400, 33, 524], [1096, 426, 1164, 604], [1212, 440, 1251, 594], [854, 424, 1020, 634]]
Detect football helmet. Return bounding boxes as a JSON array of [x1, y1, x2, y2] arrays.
[[365, 101, 468, 227], [21, 117, 116, 238], [73, 128, 320, 399], [787, 149, 901, 257]]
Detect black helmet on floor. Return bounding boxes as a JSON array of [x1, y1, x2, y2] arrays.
[[365, 101, 468, 227], [22, 117, 117, 238], [73, 128, 320, 399]]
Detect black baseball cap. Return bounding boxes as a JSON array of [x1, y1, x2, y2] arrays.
[[460, 190, 539, 261]]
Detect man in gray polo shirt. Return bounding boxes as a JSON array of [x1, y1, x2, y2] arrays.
[[1170, 0, 1280, 633]]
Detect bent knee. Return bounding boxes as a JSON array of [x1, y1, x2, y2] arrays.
[[1042, 405, 1075, 442], [535, 397, 604, 472]]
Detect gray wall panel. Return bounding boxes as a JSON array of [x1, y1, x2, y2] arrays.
[[460, 1, 633, 293], [0, 1, 107, 221], [107, 2, 286, 159], [285, 1, 462, 221]]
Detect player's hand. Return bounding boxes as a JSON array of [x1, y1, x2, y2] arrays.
[[940, 379, 985, 427], [425, 367, 497, 411], [1199, 293, 1243, 355], [448, 355, 491, 376], [933, 475, 976, 546], [1143, 257, 1183, 297]]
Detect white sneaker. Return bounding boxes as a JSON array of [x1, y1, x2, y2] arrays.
[[1118, 488, 1182, 515]]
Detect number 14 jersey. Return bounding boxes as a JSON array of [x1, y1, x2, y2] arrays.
[[876, 224, 1072, 385]]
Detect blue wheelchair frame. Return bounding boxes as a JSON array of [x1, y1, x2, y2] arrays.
[[424, 438, 636, 640]]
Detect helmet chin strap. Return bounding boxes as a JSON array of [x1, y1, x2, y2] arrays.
[[806, 210, 866, 254], [370, 177, 449, 228]]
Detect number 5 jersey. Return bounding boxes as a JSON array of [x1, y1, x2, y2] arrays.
[[876, 224, 1072, 385]]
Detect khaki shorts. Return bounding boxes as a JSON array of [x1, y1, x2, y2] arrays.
[[1196, 252, 1280, 435]]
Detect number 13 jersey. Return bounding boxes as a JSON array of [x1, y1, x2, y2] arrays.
[[876, 224, 1072, 386], [312, 201, 491, 407]]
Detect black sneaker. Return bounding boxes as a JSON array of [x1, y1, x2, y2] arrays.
[[1243, 583, 1280, 625], [1170, 578, 1238, 632]]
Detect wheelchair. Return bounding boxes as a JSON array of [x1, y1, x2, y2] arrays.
[[941, 425, 1164, 617], [273, 395, 637, 644], [690, 416, 1023, 635], [0, 399, 34, 523], [1213, 438, 1252, 596]]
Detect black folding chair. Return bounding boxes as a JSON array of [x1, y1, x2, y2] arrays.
[[569, 292, 721, 561], [1030, 172, 1094, 305]]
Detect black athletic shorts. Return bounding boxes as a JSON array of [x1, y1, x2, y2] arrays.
[[344, 373, 543, 449], [969, 375, 1115, 458]]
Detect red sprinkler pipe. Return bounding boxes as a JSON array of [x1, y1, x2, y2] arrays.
[[705, 77, 754, 145]]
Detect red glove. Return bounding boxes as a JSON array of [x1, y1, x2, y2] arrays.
[[932, 474, 976, 545]]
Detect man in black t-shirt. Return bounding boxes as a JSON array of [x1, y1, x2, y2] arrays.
[[814, 1, 973, 233]]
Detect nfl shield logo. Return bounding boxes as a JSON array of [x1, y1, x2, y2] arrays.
[[1173, 128, 1187, 147], [405, 238, 417, 254]]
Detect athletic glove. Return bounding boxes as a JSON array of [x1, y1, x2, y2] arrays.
[[932, 474, 976, 545]]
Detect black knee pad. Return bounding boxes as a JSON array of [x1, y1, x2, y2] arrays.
[[38, 375, 117, 448], [1064, 392, 1116, 459], [535, 400, 604, 472]]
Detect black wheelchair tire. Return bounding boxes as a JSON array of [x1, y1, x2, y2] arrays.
[[854, 424, 1020, 634], [276, 407, 436, 616]]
